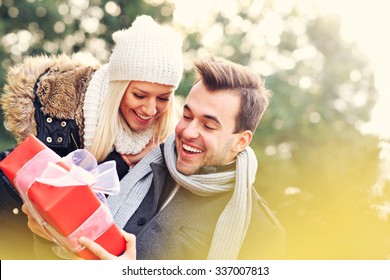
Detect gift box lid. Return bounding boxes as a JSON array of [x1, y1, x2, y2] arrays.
[[0, 135, 57, 185]]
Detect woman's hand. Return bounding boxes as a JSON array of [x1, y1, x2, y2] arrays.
[[123, 138, 159, 166], [21, 204, 52, 241], [78, 230, 136, 260]]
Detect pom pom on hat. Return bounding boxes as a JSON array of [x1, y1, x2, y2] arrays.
[[108, 15, 183, 89]]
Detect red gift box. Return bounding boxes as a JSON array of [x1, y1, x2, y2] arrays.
[[0, 135, 126, 259], [29, 182, 101, 237], [28, 180, 126, 259]]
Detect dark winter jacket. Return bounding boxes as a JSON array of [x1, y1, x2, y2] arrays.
[[0, 55, 128, 259]]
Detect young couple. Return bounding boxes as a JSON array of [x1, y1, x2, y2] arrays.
[[1, 15, 285, 260]]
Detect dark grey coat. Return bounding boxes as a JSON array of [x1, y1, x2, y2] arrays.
[[123, 156, 286, 260]]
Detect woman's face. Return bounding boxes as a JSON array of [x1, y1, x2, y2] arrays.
[[120, 81, 174, 132]]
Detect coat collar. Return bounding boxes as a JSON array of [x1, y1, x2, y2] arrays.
[[150, 161, 169, 213]]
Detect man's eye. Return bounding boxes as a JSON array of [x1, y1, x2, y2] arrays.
[[204, 124, 216, 130]]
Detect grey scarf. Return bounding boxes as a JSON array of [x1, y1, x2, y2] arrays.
[[107, 134, 258, 259]]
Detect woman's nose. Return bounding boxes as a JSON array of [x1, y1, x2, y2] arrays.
[[142, 99, 157, 116]]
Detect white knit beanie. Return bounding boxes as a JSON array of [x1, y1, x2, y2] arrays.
[[108, 15, 183, 89]]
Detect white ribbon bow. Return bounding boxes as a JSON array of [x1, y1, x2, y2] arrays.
[[35, 149, 120, 196]]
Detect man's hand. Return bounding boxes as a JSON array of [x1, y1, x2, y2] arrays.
[[78, 230, 136, 260], [21, 204, 52, 241]]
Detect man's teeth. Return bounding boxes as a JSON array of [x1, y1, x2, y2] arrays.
[[183, 144, 203, 153], [136, 112, 152, 120]]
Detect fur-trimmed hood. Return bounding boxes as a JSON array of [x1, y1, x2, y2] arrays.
[[0, 54, 99, 144]]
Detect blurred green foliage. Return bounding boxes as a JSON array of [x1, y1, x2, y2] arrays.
[[0, 0, 388, 259]]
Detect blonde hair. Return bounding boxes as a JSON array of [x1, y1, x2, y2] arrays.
[[88, 80, 179, 162]]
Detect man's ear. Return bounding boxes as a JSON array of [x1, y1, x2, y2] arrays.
[[232, 130, 252, 153]]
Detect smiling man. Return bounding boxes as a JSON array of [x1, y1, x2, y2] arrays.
[[175, 81, 249, 175], [87, 55, 286, 260]]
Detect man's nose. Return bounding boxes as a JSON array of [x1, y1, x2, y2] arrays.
[[182, 120, 200, 139]]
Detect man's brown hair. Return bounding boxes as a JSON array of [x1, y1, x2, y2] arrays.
[[194, 55, 271, 133]]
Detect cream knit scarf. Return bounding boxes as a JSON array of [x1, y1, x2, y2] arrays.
[[108, 134, 258, 259], [114, 125, 154, 155]]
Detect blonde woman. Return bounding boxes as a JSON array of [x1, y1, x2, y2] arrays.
[[83, 16, 183, 175], [0, 15, 183, 259], [2, 15, 183, 178]]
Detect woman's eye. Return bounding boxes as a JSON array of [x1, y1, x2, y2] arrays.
[[133, 93, 145, 99]]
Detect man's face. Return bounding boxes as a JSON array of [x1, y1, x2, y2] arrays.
[[175, 81, 242, 175]]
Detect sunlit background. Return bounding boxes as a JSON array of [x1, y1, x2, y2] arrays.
[[1, 0, 389, 259]]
